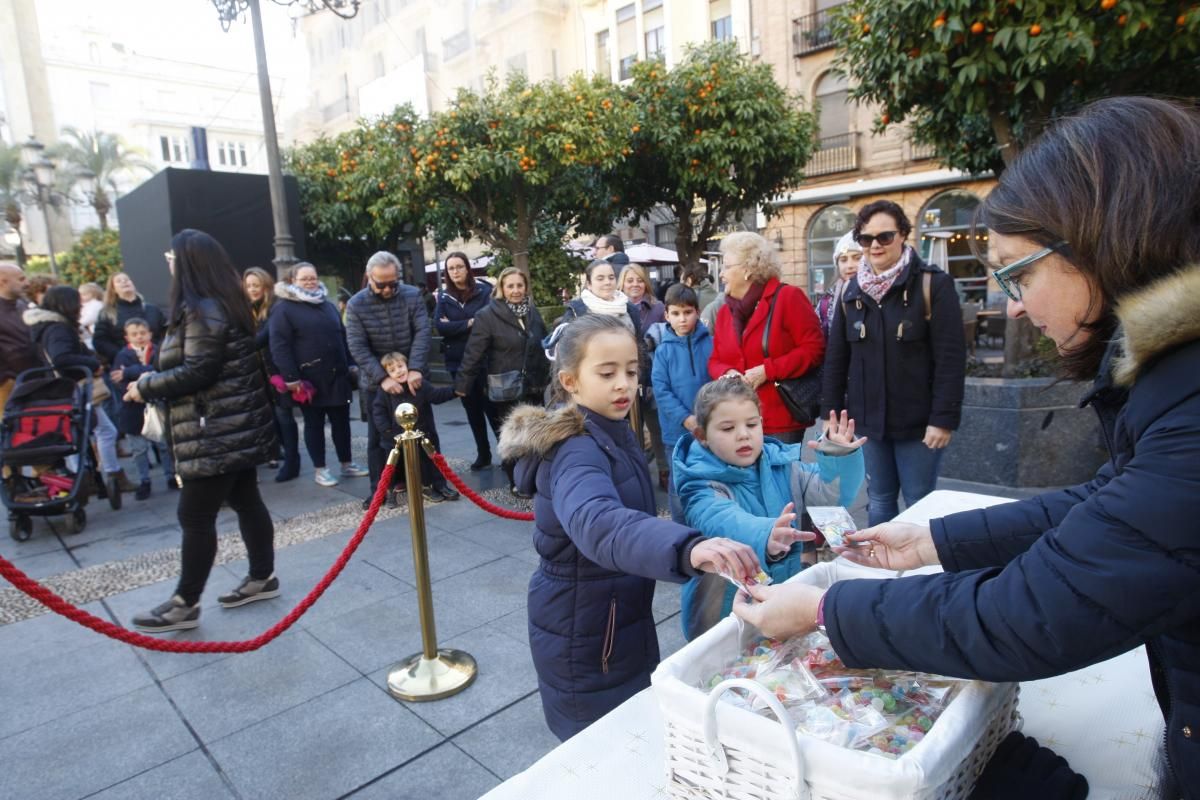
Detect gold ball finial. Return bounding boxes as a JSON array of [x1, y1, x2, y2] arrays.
[[395, 403, 418, 431]]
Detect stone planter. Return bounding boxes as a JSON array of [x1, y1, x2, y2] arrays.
[[941, 377, 1107, 487]]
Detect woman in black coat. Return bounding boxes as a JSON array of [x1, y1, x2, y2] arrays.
[[821, 200, 965, 526], [244, 266, 301, 482], [269, 262, 366, 490], [738, 97, 1200, 798], [24, 285, 133, 499], [92, 272, 166, 365], [434, 251, 499, 471], [455, 267, 549, 496], [127, 229, 279, 633]]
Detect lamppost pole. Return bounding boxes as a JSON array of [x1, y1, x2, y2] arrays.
[[38, 182, 58, 279], [246, 0, 296, 278]]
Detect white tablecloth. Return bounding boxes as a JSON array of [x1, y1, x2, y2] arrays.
[[481, 491, 1169, 800]]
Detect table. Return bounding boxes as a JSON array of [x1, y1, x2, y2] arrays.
[[481, 491, 1169, 800]]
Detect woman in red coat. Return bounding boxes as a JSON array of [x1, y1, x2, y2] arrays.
[[708, 232, 825, 443]]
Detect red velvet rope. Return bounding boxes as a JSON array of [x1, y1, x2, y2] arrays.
[[0, 463, 397, 653], [430, 453, 535, 521]]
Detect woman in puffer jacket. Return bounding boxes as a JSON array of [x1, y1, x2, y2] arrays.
[[735, 97, 1200, 799], [126, 229, 279, 634]]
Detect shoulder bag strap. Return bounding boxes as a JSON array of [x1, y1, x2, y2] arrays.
[[922, 271, 932, 322], [761, 287, 782, 358]]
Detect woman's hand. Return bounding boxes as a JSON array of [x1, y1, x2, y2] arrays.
[[923, 425, 953, 449], [689, 538, 760, 583], [721, 369, 742, 381], [767, 502, 814, 558], [123, 380, 144, 404], [835, 522, 939, 571], [808, 410, 867, 452], [742, 364, 767, 389], [683, 415, 700, 436], [732, 582, 825, 639], [109, 368, 125, 384], [285, 381, 301, 392]]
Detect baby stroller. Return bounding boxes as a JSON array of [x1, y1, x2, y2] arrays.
[[1, 366, 114, 541]]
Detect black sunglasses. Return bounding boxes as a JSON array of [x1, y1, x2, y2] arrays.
[[371, 279, 400, 291], [855, 231, 900, 247]]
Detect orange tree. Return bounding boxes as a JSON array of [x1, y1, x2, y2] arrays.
[[833, 0, 1200, 175], [356, 72, 636, 281], [57, 228, 123, 286], [615, 42, 820, 270], [286, 106, 426, 283]]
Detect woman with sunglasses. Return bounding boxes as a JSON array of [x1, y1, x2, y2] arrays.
[[820, 200, 966, 525], [739, 97, 1200, 798]]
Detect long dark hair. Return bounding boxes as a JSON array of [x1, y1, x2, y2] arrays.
[[168, 229, 256, 334], [41, 285, 82, 326], [972, 96, 1200, 380]]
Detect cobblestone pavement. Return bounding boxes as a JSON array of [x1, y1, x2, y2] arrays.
[[0, 399, 1042, 800]]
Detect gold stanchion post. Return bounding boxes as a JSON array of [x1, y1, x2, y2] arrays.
[[385, 403, 477, 702]]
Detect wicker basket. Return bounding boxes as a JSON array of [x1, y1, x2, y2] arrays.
[[652, 561, 1021, 800]]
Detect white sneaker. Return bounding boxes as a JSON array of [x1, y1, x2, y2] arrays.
[[314, 468, 338, 487], [340, 462, 369, 478]]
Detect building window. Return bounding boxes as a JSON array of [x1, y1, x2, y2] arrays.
[[711, 0, 733, 41], [644, 0, 665, 59], [806, 205, 856, 295], [815, 70, 850, 140], [159, 135, 190, 164], [595, 30, 610, 77], [238, 142, 248, 166], [917, 190, 986, 295], [443, 30, 469, 61], [616, 3, 637, 80]]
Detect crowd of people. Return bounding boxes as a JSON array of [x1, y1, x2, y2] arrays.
[[1, 95, 1194, 795]]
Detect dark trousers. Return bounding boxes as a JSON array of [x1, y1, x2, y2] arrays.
[[451, 370, 500, 462], [300, 403, 352, 468], [366, 388, 386, 493], [175, 467, 275, 605], [384, 426, 445, 490], [273, 403, 300, 471]]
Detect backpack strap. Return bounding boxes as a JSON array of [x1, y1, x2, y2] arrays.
[[922, 271, 932, 322]]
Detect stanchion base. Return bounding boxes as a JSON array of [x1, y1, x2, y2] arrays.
[[386, 649, 477, 702]]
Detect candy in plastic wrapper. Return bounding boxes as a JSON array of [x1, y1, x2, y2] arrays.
[[807, 506, 859, 548], [719, 567, 772, 598]]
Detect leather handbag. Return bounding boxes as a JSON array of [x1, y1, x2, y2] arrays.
[[762, 286, 822, 426]]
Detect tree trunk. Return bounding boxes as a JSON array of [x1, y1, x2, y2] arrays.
[[93, 187, 111, 231], [987, 109, 1019, 169], [511, 187, 531, 277], [674, 206, 700, 270]]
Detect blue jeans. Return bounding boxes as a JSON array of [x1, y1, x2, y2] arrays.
[[862, 437, 944, 526], [128, 434, 174, 483], [92, 407, 121, 474]]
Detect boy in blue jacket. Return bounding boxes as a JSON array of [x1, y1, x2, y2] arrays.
[[110, 318, 175, 500], [651, 284, 713, 522], [674, 377, 866, 640]]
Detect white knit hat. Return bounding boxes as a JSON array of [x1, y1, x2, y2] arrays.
[[833, 230, 862, 263]]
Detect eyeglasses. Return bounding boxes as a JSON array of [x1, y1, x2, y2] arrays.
[[854, 231, 900, 247], [371, 278, 399, 292], [991, 241, 1068, 302]]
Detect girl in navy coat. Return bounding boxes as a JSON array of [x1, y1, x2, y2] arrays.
[[269, 263, 368, 489], [499, 314, 760, 741]]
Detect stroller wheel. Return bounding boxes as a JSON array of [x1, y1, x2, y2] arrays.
[[9, 516, 33, 542], [63, 508, 87, 535]]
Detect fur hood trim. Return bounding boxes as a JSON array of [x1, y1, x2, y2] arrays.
[[22, 307, 69, 327], [497, 404, 585, 462], [1113, 263, 1200, 386]]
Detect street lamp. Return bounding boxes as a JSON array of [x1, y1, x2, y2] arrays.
[[21, 136, 59, 279], [211, 0, 360, 278]]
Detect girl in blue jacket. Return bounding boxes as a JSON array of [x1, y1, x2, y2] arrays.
[[674, 377, 866, 640], [498, 313, 760, 741]]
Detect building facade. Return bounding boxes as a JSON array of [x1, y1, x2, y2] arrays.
[[754, 0, 996, 295]]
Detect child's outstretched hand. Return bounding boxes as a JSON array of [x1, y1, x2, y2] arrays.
[[768, 502, 814, 558], [809, 410, 867, 454], [689, 538, 760, 584]]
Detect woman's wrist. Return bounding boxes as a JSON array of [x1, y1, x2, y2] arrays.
[[916, 526, 939, 566]]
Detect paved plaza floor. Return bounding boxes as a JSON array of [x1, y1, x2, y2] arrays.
[[0, 399, 1041, 800]]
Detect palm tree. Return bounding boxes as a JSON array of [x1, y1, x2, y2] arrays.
[[49, 127, 153, 231], [0, 140, 26, 264]]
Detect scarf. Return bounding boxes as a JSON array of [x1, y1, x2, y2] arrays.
[[580, 288, 635, 331], [506, 300, 529, 319], [723, 280, 766, 339], [277, 282, 328, 304], [857, 246, 913, 305]]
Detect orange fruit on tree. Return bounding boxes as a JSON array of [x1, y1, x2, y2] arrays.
[[1100, 0, 1117, 9], [909, 47, 922, 57], [971, 21, 985, 34], [932, 18, 945, 29], [880, 113, 890, 124], [1178, 14, 1188, 25], [862, 23, 871, 33], [1117, 14, 1128, 25], [1029, 23, 1042, 35]]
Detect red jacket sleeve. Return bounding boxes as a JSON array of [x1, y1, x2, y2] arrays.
[[708, 304, 743, 379], [763, 285, 825, 381]]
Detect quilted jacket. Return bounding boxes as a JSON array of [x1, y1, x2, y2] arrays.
[[343, 284, 431, 391]]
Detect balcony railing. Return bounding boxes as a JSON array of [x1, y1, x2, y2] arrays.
[[910, 141, 938, 161], [806, 132, 859, 177], [793, 4, 845, 57]]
